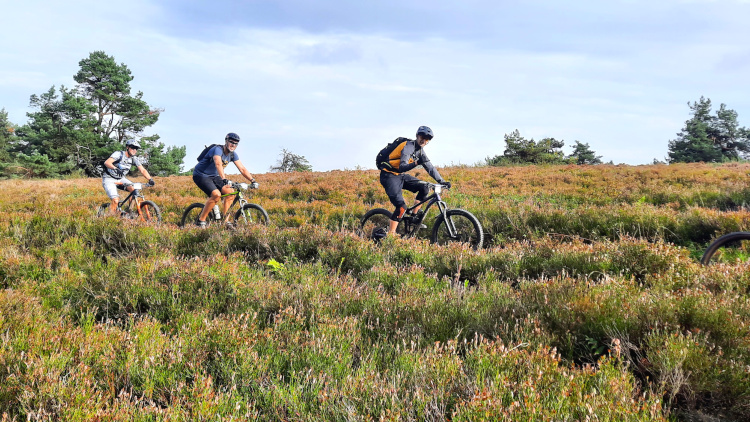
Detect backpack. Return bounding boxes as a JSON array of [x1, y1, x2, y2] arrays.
[[197, 144, 222, 162], [376, 137, 410, 171], [94, 151, 124, 177]]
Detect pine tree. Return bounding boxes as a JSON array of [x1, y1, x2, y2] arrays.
[[568, 141, 603, 165], [668, 97, 750, 163]]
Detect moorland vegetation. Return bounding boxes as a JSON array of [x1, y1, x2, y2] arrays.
[[1, 163, 749, 420]]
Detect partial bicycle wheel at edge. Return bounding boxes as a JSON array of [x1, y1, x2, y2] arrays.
[[180, 203, 216, 228], [431, 209, 484, 250], [359, 208, 407, 239], [234, 203, 269, 225], [138, 200, 162, 222], [700, 231, 750, 265]]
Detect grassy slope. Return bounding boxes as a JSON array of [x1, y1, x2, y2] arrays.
[[1, 163, 749, 420]]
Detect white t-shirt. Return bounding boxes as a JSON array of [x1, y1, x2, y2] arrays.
[[102, 151, 141, 179]]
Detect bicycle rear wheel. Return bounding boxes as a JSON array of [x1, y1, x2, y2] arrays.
[[359, 208, 408, 240], [96, 203, 110, 218], [700, 232, 750, 265], [431, 209, 484, 250], [180, 203, 217, 228], [138, 200, 162, 223], [234, 203, 269, 225]]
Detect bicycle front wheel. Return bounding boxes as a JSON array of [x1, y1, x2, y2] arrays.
[[180, 203, 216, 228], [138, 200, 162, 223], [700, 232, 750, 265], [359, 208, 407, 240], [234, 203, 269, 225], [431, 209, 484, 250]]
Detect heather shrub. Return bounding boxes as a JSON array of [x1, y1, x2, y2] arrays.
[[4, 164, 750, 419]]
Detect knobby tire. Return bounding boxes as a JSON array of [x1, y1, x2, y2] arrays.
[[431, 209, 484, 250], [700, 231, 750, 265], [360, 208, 408, 239], [234, 203, 269, 225]]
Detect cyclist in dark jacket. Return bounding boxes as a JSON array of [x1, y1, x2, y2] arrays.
[[376, 126, 451, 235]]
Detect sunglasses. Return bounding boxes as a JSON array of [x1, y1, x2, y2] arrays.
[[129, 146, 140, 150], [227, 140, 239, 145]]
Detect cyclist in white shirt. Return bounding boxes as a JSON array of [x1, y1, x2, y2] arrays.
[[102, 139, 155, 216]]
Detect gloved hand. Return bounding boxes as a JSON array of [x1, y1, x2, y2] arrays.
[[440, 180, 452, 189], [251, 182, 260, 189], [223, 178, 231, 187], [148, 178, 155, 187], [109, 168, 124, 179]]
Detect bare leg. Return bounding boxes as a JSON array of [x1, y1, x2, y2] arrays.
[[221, 185, 235, 223], [198, 189, 221, 221], [388, 219, 399, 235], [109, 197, 120, 216]]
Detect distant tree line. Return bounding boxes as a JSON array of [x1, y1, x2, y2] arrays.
[[0, 51, 185, 178], [486, 130, 603, 166], [486, 96, 750, 167]]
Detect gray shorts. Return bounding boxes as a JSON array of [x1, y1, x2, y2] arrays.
[[102, 177, 133, 199]]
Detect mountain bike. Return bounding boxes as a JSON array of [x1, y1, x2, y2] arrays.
[[359, 183, 484, 249], [96, 182, 161, 222], [700, 232, 750, 265], [180, 181, 269, 227]]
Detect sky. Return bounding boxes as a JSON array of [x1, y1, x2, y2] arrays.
[[2, 0, 750, 173]]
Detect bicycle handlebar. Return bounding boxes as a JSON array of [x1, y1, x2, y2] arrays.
[[426, 182, 451, 193], [114, 181, 153, 189], [229, 181, 260, 190]]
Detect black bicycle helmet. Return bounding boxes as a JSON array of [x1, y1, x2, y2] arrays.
[[225, 132, 240, 142], [416, 126, 433, 139]]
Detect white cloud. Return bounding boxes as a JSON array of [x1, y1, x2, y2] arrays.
[[2, 0, 750, 172]]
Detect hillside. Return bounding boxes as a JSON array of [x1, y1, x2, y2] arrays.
[[1, 163, 749, 420]]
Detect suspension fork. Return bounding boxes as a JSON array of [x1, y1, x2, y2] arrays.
[[134, 193, 152, 221], [436, 200, 458, 237], [235, 194, 251, 221]]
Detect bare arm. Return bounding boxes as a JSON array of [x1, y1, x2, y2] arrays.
[[233, 160, 256, 182], [137, 165, 152, 180], [213, 155, 227, 180], [104, 157, 117, 169]]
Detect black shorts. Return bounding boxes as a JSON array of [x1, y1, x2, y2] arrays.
[[193, 174, 226, 197], [379, 171, 430, 221]]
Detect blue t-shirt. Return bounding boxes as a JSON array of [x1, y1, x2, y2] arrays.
[[193, 145, 239, 177]]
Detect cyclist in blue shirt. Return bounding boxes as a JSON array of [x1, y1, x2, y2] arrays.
[[192, 132, 257, 227]]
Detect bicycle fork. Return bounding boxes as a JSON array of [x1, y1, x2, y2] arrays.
[[133, 195, 152, 221], [437, 200, 459, 238]]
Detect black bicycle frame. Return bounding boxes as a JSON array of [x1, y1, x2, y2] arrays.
[[402, 185, 458, 237], [118, 188, 142, 211], [216, 188, 249, 216]]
